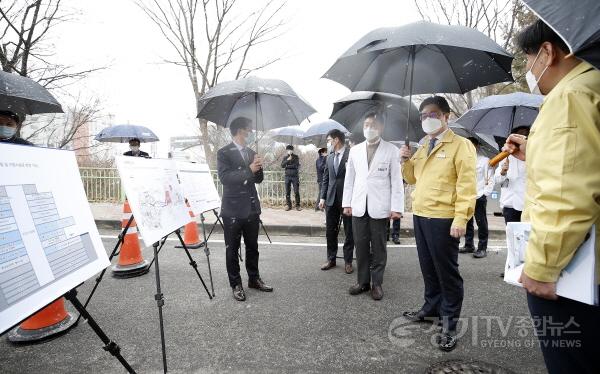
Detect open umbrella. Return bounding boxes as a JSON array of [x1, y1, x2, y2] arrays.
[[302, 119, 349, 147], [455, 93, 543, 139], [330, 91, 423, 143], [450, 124, 499, 159], [268, 125, 306, 145], [0, 71, 63, 117], [94, 124, 159, 143], [323, 21, 513, 144], [523, 0, 600, 70], [197, 77, 316, 135]]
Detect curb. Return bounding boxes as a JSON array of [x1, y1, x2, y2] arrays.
[[95, 219, 508, 239]]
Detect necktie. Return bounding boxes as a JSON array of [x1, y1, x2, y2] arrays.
[[334, 152, 340, 174], [241, 148, 249, 164], [428, 138, 437, 156]]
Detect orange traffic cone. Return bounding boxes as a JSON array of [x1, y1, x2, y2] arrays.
[[8, 298, 77, 343], [111, 200, 150, 278], [176, 202, 204, 249]]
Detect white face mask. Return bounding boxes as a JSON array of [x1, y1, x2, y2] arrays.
[[525, 48, 549, 95], [287, 150, 293, 155], [130, 145, 140, 152], [0, 125, 17, 139], [363, 127, 379, 142], [422, 117, 443, 135]]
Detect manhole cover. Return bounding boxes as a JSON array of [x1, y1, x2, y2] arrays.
[[425, 359, 517, 374]]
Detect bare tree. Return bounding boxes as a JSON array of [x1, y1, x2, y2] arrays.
[[0, 0, 103, 89], [136, 0, 288, 166]]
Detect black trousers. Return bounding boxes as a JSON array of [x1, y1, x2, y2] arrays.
[[325, 202, 354, 263], [315, 181, 322, 210], [222, 214, 260, 288], [352, 213, 387, 287], [388, 218, 401, 240], [527, 292, 600, 374], [502, 207, 522, 224], [465, 195, 488, 250], [413, 215, 464, 333], [285, 176, 300, 207]]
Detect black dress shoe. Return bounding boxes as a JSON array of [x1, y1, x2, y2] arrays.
[[284, 206, 292, 211], [296, 206, 302, 211], [438, 332, 458, 352], [371, 285, 383, 300], [473, 249, 487, 258], [402, 310, 440, 324], [321, 261, 336, 270], [459, 245, 475, 253], [392, 237, 401, 245], [232, 285, 246, 301], [349, 283, 370, 295], [248, 278, 273, 292]]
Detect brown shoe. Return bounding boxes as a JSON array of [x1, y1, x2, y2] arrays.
[[248, 278, 273, 292], [344, 263, 353, 274], [321, 261, 336, 270], [371, 285, 383, 300]]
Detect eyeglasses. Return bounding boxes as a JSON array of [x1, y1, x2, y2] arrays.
[[419, 112, 443, 121]]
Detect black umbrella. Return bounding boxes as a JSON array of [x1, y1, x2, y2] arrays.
[[0, 71, 63, 117], [323, 20, 514, 144], [455, 93, 543, 139], [197, 77, 316, 135], [330, 91, 423, 143], [450, 124, 499, 159], [94, 124, 160, 143], [523, 0, 600, 70]]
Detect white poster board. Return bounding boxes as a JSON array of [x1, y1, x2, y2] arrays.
[[116, 156, 190, 247], [0, 144, 109, 334], [176, 161, 221, 215]]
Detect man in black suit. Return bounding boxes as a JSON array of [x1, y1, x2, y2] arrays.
[[281, 144, 301, 211], [319, 129, 354, 274], [217, 117, 273, 301], [123, 138, 150, 158]]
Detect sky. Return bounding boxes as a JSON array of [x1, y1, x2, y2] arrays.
[[50, 0, 424, 157]]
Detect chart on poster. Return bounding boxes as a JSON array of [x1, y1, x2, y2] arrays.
[[0, 144, 109, 334], [176, 161, 221, 216]]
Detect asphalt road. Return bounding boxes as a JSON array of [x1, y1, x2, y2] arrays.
[[0, 231, 547, 373]]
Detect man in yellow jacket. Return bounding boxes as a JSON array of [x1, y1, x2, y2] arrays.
[[504, 20, 600, 374], [400, 96, 476, 352]]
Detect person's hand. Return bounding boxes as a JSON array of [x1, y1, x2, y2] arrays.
[[390, 211, 402, 220], [450, 226, 465, 238], [318, 199, 325, 210], [503, 134, 527, 161], [500, 159, 509, 176], [287, 155, 293, 161], [250, 155, 263, 173], [343, 207, 352, 216], [519, 271, 558, 300], [399, 145, 412, 161]]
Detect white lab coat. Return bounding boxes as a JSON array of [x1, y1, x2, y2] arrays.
[[494, 155, 527, 211], [342, 139, 404, 219]]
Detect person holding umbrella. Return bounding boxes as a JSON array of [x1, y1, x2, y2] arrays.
[[400, 96, 476, 352], [123, 138, 150, 158], [0, 111, 31, 145], [281, 145, 301, 211], [501, 19, 600, 374]]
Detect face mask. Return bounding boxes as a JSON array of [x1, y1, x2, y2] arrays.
[[363, 127, 379, 142], [0, 125, 17, 139], [525, 48, 549, 95], [422, 117, 443, 135], [130, 146, 140, 152], [287, 150, 293, 155], [245, 131, 256, 144]]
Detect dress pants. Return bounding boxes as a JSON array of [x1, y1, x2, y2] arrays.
[[352, 213, 387, 287], [413, 215, 464, 333], [390, 218, 401, 240], [465, 195, 489, 250], [527, 291, 600, 374], [223, 214, 260, 288], [325, 202, 354, 263], [315, 181, 322, 210], [502, 207, 522, 224], [285, 176, 300, 207]]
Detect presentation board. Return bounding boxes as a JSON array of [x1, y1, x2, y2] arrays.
[[0, 143, 109, 334], [176, 161, 221, 215], [116, 156, 190, 247]]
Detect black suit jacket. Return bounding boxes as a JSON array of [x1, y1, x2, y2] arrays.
[[320, 147, 350, 207], [281, 153, 300, 177], [217, 142, 264, 219], [123, 150, 151, 158]]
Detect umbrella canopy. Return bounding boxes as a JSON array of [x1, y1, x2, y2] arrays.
[[302, 119, 349, 147], [197, 76, 316, 132], [455, 93, 543, 138], [523, 0, 600, 70], [0, 71, 63, 117], [323, 21, 514, 96], [94, 124, 159, 143], [450, 124, 499, 159], [330, 91, 424, 142], [268, 125, 306, 145]]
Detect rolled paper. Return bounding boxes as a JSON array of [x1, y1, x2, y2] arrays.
[[488, 151, 510, 167]]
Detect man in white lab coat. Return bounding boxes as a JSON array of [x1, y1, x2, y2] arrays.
[[495, 127, 529, 224], [342, 112, 404, 301]]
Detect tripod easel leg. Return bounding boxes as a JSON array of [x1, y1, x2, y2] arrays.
[[64, 289, 136, 374], [175, 229, 213, 300], [205, 209, 225, 242], [151, 241, 168, 374], [259, 219, 272, 243], [199, 214, 215, 297]]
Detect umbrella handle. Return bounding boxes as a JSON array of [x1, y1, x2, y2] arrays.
[[488, 151, 509, 167]]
